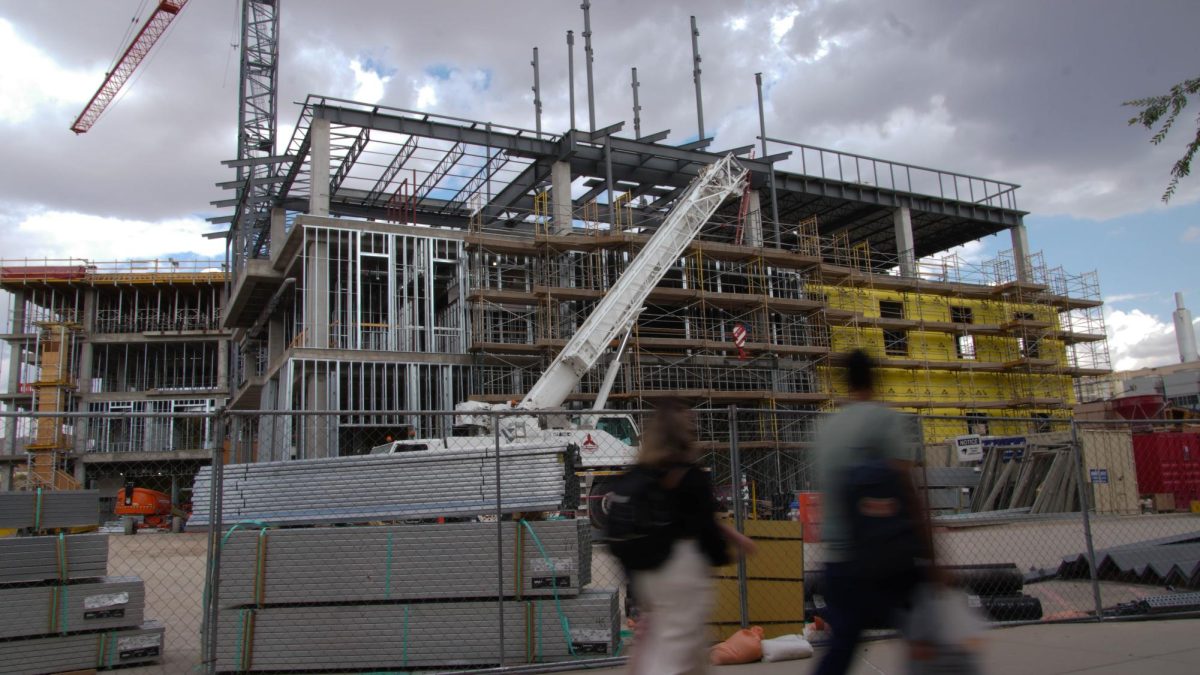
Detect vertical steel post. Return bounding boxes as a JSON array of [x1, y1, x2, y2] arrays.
[[567, 31, 576, 131], [755, 73, 780, 245], [631, 67, 642, 139], [1071, 421, 1105, 620], [729, 405, 749, 628], [582, 1, 596, 132], [605, 135, 616, 230], [690, 16, 705, 141], [531, 47, 543, 135], [494, 414, 506, 663], [204, 412, 228, 673]]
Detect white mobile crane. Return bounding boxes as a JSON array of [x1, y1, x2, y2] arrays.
[[371, 154, 748, 514]]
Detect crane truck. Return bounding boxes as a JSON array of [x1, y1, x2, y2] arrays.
[[370, 154, 748, 522]]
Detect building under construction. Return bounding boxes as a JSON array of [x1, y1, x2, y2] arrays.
[[0, 260, 227, 495], [209, 96, 1111, 489]]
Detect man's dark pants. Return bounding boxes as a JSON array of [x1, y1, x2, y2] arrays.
[[814, 561, 914, 675]]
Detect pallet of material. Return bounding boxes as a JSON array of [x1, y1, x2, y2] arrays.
[[0, 490, 100, 530], [218, 519, 591, 607], [190, 443, 578, 528], [0, 577, 144, 639], [0, 535, 109, 585], [214, 589, 619, 671], [0, 621, 164, 675]]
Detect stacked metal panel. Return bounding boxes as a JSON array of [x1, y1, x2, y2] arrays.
[[0, 534, 164, 673], [214, 590, 619, 671], [0, 621, 165, 675], [219, 519, 592, 605], [0, 577, 145, 639], [0, 490, 101, 529], [0, 534, 108, 584], [190, 443, 577, 528]]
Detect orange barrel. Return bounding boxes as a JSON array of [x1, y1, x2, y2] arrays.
[[796, 491, 822, 543]]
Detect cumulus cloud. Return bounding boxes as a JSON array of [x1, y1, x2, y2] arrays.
[[0, 208, 224, 261], [1105, 307, 1198, 371], [0, 18, 96, 124]]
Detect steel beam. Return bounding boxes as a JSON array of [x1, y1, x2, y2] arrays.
[[311, 105, 559, 158]]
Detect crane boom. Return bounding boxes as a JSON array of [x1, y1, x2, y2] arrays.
[[70, 0, 189, 134], [518, 153, 748, 410]]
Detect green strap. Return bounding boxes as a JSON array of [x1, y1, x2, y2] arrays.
[[34, 487, 43, 530], [235, 609, 255, 671], [60, 584, 69, 634], [56, 532, 67, 582], [384, 533, 394, 601], [254, 528, 269, 606], [220, 519, 273, 548], [518, 519, 576, 658], [107, 630, 116, 668]]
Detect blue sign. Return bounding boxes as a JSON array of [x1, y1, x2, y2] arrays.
[[1089, 469, 1109, 484]]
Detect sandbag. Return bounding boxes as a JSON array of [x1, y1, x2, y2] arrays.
[[710, 626, 764, 665], [760, 634, 814, 662]]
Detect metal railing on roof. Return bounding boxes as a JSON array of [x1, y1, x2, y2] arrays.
[[763, 137, 1021, 210]]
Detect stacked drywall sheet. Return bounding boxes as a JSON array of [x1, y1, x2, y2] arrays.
[[0, 621, 165, 675], [214, 590, 619, 671], [0, 534, 164, 673], [0, 534, 108, 584], [0, 490, 100, 529], [190, 442, 577, 528], [0, 576, 145, 639], [219, 519, 593, 605]]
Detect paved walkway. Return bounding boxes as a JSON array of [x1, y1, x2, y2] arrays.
[[563, 618, 1200, 674]]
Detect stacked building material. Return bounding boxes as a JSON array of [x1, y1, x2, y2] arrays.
[[971, 436, 1081, 514], [215, 519, 616, 670], [0, 534, 164, 673], [190, 443, 577, 528], [914, 468, 980, 514], [1059, 531, 1200, 588], [215, 590, 618, 671], [219, 519, 592, 605], [0, 490, 100, 529]]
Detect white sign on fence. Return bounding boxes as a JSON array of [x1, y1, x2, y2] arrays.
[[954, 434, 984, 462]]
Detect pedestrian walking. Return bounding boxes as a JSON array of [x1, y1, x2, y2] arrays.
[[813, 349, 933, 675], [605, 399, 756, 675]]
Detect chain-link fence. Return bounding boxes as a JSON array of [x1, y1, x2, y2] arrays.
[[1, 408, 1198, 673]]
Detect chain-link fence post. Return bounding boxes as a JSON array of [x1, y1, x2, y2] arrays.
[[1070, 419, 1105, 621], [207, 410, 230, 673], [494, 413, 506, 666], [728, 404, 749, 629]]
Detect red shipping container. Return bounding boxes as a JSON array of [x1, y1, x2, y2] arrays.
[[1132, 433, 1200, 508]]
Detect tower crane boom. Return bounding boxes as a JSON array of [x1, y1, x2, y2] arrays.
[[70, 0, 190, 134]]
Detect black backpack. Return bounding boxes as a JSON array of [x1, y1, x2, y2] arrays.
[[603, 465, 685, 572], [842, 456, 924, 587]]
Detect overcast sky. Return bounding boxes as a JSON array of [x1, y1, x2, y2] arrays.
[[1, 0, 1198, 371]]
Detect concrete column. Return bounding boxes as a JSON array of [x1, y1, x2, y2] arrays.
[[76, 343, 93, 395], [1010, 220, 1031, 282], [551, 161, 573, 234], [744, 191, 764, 248], [81, 288, 96, 332], [0, 464, 12, 491], [267, 316, 286, 361], [309, 118, 331, 216], [269, 207, 287, 264], [73, 460, 85, 487], [893, 206, 916, 277], [10, 289, 27, 336], [306, 238, 330, 349], [217, 339, 229, 391], [303, 368, 331, 459]]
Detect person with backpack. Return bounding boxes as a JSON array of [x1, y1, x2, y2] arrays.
[[812, 349, 934, 675], [605, 399, 756, 675]]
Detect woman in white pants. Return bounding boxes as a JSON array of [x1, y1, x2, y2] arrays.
[[628, 400, 756, 675]]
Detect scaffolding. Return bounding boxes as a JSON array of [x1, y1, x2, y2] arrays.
[[26, 321, 82, 490]]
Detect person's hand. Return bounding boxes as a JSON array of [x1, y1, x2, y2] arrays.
[[736, 532, 758, 557]]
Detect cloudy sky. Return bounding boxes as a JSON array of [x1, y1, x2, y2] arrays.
[[1, 0, 1198, 371]]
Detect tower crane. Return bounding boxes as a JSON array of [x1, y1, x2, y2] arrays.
[[70, 0, 190, 134]]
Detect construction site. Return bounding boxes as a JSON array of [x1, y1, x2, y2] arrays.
[[5, 2, 1200, 674]]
